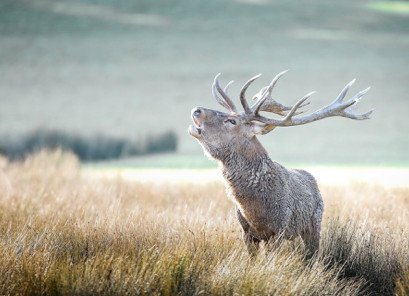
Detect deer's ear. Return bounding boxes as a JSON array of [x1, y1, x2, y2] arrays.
[[252, 122, 276, 135]]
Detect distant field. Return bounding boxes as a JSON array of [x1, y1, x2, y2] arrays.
[[86, 151, 409, 171], [86, 166, 409, 188], [1, 0, 408, 166]]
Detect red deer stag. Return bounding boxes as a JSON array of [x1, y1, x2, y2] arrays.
[[188, 70, 373, 257]]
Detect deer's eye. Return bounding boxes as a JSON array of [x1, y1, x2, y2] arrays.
[[227, 119, 236, 125]]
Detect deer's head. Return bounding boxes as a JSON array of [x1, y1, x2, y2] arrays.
[[189, 71, 373, 161]]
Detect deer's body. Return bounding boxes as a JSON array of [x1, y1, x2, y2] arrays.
[[189, 71, 372, 256], [222, 152, 323, 247]]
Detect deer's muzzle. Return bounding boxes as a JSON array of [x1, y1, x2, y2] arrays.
[[189, 108, 203, 138]]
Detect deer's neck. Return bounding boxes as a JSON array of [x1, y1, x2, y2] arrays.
[[218, 137, 278, 197]]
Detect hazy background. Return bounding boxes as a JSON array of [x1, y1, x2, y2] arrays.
[[1, 0, 408, 167]]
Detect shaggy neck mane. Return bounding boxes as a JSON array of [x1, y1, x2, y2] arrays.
[[217, 137, 280, 196]]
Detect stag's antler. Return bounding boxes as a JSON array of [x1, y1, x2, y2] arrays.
[[212, 71, 374, 127], [250, 78, 373, 127]]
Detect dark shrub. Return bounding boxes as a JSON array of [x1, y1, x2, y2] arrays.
[[0, 128, 178, 161]]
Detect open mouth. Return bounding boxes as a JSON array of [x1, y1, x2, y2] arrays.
[[193, 117, 201, 129], [189, 114, 202, 137]]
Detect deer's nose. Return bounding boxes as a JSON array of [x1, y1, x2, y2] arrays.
[[192, 108, 202, 117]]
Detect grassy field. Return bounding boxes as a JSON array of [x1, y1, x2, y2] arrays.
[[1, 0, 408, 166], [1, 150, 409, 295], [1, 2, 409, 292]]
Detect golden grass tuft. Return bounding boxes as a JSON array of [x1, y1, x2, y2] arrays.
[[0, 150, 408, 295]]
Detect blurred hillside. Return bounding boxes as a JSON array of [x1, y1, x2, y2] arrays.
[[1, 0, 408, 166]]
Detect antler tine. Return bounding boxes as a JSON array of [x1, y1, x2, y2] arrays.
[[253, 86, 310, 116], [212, 73, 238, 113], [345, 87, 371, 109], [352, 108, 375, 120], [240, 73, 262, 115], [281, 91, 316, 122], [334, 78, 356, 104], [250, 70, 289, 116], [212, 74, 231, 111], [224, 80, 234, 94]]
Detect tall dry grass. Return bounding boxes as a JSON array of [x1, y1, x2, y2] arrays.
[[0, 150, 408, 295]]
